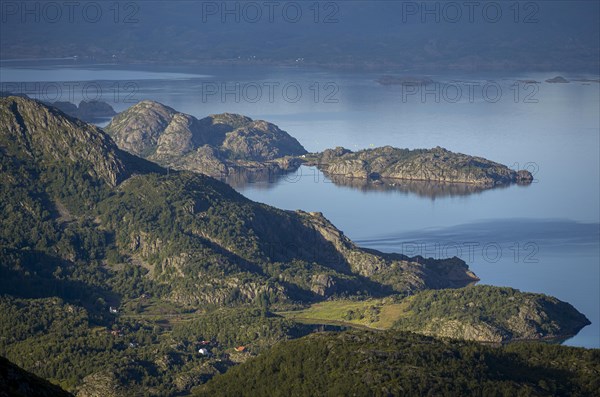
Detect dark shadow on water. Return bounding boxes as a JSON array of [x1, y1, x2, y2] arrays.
[[356, 218, 600, 253]]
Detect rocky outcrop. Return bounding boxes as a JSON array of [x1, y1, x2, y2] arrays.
[[0, 96, 130, 186], [297, 211, 479, 293], [309, 146, 533, 186], [405, 318, 508, 343], [76, 371, 128, 397], [104, 100, 178, 156], [310, 274, 338, 296], [503, 295, 591, 341], [105, 100, 307, 176]]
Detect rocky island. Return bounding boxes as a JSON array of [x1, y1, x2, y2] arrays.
[[105, 101, 533, 190], [376, 76, 434, 86], [305, 146, 533, 186], [105, 100, 306, 178], [545, 76, 570, 83]]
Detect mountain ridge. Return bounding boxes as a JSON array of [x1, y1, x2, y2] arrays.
[[0, 95, 478, 306]]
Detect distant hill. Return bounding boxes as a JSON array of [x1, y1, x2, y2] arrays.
[[281, 286, 591, 343], [0, 93, 117, 124], [1, 2, 598, 72]]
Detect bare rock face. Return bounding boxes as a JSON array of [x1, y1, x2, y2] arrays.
[[417, 319, 507, 343], [310, 274, 337, 296], [105, 100, 177, 156], [204, 112, 253, 133], [153, 113, 198, 157], [516, 169, 534, 183], [221, 120, 307, 161], [323, 158, 370, 179], [176, 145, 230, 176], [76, 371, 127, 397], [0, 96, 130, 186], [105, 101, 307, 175], [314, 146, 532, 186]]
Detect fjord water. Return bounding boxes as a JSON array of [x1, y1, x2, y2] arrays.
[[1, 63, 598, 347]]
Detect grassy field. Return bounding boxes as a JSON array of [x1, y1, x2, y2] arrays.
[[277, 298, 412, 330]]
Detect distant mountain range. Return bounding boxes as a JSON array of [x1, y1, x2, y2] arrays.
[[1, 1, 598, 72]]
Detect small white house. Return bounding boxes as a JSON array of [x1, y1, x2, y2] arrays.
[[198, 348, 210, 356], [109, 307, 118, 314]]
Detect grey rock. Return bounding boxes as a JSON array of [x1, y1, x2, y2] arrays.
[[312, 146, 533, 186]]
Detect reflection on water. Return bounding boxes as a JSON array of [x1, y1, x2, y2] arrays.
[[221, 167, 298, 189], [324, 174, 514, 199], [223, 165, 521, 199]]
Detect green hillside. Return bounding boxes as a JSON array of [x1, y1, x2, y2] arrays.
[[197, 329, 600, 397], [0, 96, 593, 396]]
